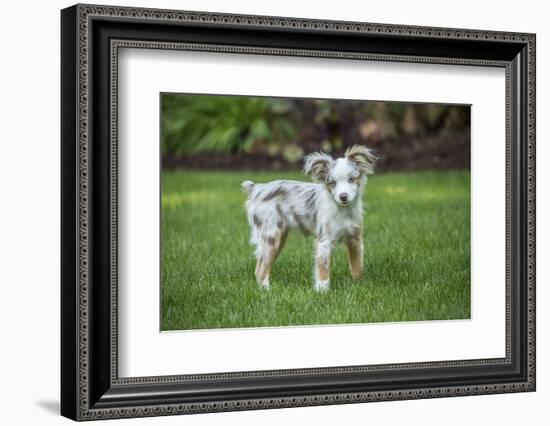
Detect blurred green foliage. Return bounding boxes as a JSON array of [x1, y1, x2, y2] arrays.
[[161, 94, 470, 157], [161, 95, 295, 155]]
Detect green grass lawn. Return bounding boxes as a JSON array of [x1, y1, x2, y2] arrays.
[[161, 169, 470, 331]]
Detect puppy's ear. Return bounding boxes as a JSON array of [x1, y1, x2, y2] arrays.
[[345, 145, 378, 175], [303, 152, 334, 183]]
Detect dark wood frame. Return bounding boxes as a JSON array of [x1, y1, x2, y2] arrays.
[[61, 3, 536, 421]]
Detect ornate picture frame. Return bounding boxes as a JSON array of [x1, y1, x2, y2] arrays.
[[61, 3, 535, 421]]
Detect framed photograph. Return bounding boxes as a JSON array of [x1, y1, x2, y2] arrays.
[[61, 3, 536, 421]]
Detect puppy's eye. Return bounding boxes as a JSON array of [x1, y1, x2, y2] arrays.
[[348, 176, 355, 184], [327, 180, 336, 187]]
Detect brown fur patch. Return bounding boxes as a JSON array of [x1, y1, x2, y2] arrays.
[[310, 162, 329, 181], [303, 152, 334, 183], [323, 183, 336, 196], [345, 144, 378, 175], [256, 234, 288, 286], [316, 258, 330, 281], [255, 258, 262, 279], [274, 231, 288, 260], [346, 234, 363, 280]]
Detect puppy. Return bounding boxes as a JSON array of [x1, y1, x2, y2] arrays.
[[242, 145, 377, 291]]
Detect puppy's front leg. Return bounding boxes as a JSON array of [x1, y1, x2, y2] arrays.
[[314, 238, 332, 292], [346, 234, 363, 280]]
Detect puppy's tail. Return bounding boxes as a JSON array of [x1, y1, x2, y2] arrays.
[[241, 180, 255, 194]]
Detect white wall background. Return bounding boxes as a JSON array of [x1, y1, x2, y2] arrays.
[[0, 0, 546, 424]]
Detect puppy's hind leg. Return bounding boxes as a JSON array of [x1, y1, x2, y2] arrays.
[[256, 233, 284, 290], [255, 258, 262, 280], [274, 230, 288, 261]]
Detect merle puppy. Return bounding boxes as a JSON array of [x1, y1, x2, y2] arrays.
[[242, 145, 377, 291]]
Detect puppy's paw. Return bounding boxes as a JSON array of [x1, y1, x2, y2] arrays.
[[314, 279, 330, 292], [260, 278, 270, 290], [351, 270, 363, 280]]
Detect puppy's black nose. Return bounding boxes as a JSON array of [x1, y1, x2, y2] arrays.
[[339, 193, 348, 202]]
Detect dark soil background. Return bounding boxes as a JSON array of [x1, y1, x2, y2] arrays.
[[163, 128, 470, 172]]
